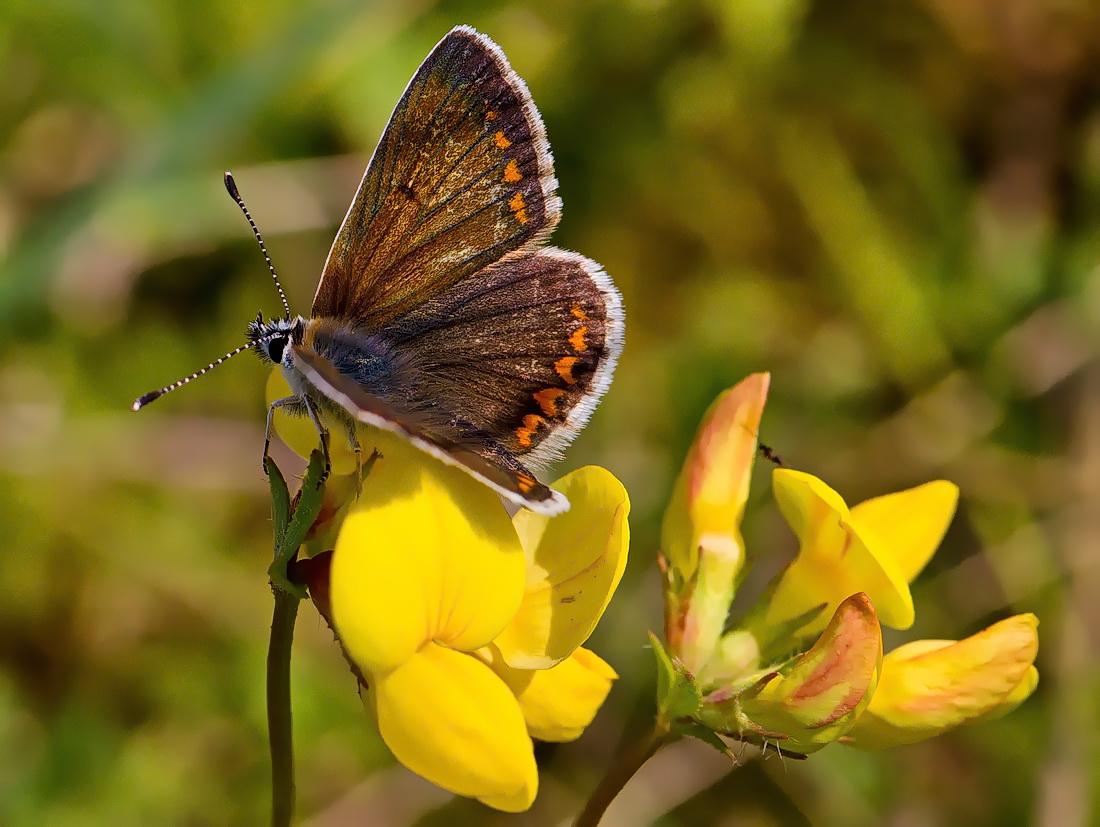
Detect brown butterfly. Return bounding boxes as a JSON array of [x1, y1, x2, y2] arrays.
[[135, 26, 623, 516]]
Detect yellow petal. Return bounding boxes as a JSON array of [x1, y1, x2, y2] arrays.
[[486, 645, 618, 742], [850, 481, 959, 583], [967, 665, 1039, 725], [844, 613, 1040, 749], [495, 467, 629, 669], [661, 373, 769, 582], [372, 642, 538, 812], [331, 441, 526, 674], [478, 784, 539, 814], [738, 594, 882, 754], [266, 369, 358, 475], [753, 470, 913, 644]]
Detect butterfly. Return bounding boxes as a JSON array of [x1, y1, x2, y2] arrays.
[[135, 26, 623, 516]]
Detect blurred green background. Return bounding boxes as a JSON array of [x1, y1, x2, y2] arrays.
[[2, 0, 1096, 824]]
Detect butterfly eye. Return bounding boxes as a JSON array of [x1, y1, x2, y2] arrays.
[[267, 336, 288, 364]]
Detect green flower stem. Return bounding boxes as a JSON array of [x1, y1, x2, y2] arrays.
[[268, 588, 300, 827], [574, 720, 672, 827], [265, 451, 327, 827]]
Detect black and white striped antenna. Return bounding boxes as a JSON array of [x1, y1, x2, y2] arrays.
[[130, 336, 277, 410], [223, 171, 291, 319]]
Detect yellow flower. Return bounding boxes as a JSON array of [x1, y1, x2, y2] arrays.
[[662, 372, 768, 582], [496, 466, 630, 669], [744, 470, 959, 650], [483, 645, 619, 742], [747, 468, 1039, 749], [267, 370, 630, 809]]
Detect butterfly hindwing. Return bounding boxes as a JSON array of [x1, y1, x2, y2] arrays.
[[313, 26, 560, 330], [386, 248, 624, 468]]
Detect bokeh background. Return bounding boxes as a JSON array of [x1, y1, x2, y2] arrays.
[[2, 0, 1097, 824]]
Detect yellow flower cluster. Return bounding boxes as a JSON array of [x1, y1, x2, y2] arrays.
[[660, 373, 1038, 756]]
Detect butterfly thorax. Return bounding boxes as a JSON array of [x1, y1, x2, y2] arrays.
[[298, 317, 408, 399], [248, 313, 407, 401]]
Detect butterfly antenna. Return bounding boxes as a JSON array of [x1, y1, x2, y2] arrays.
[[131, 336, 274, 411], [224, 171, 292, 320]]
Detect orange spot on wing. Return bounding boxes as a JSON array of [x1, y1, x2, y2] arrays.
[[533, 388, 566, 417], [569, 325, 588, 352], [508, 191, 529, 224], [571, 304, 590, 321], [493, 131, 511, 148], [555, 356, 579, 385], [486, 110, 498, 121], [516, 414, 545, 448], [516, 473, 536, 493], [503, 159, 523, 183]]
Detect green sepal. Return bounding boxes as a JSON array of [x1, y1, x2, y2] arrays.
[[650, 631, 702, 723]]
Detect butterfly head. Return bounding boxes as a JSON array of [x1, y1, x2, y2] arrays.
[[248, 313, 304, 366]]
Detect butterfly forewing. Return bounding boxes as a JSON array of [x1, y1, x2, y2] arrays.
[[314, 27, 561, 330]]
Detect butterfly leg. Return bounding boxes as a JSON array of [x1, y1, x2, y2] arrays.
[[342, 421, 364, 496], [264, 394, 331, 485], [301, 394, 332, 484], [264, 395, 303, 470]]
